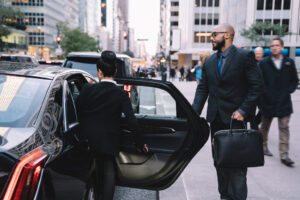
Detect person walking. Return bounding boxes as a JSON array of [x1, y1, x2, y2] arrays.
[[192, 23, 263, 200], [254, 46, 264, 63], [77, 50, 148, 200], [258, 37, 299, 165], [195, 61, 203, 84], [169, 66, 176, 81]]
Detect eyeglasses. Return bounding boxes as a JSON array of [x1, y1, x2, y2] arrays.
[[211, 32, 227, 38]]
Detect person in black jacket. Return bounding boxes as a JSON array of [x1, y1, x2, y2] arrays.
[[258, 37, 299, 166], [192, 23, 264, 200], [77, 50, 147, 200]]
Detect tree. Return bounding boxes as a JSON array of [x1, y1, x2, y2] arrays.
[[241, 21, 290, 46], [60, 28, 99, 56], [122, 50, 134, 58]]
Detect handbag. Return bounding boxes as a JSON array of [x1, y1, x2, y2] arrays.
[[213, 119, 264, 168]]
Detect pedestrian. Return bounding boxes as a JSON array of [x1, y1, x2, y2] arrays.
[[192, 23, 263, 200], [195, 61, 203, 84], [77, 50, 148, 200], [252, 47, 265, 129], [179, 66, 184, 81], [258, 37, 299, 166], [169, 66, 176, 81], [254, 46, 264, 63]]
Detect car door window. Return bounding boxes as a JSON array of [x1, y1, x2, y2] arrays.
[[135, 86, 176, 117], [68, 81, 80, 101], [66, 90, 77, 125]]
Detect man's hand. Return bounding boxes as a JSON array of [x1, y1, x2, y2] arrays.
[[231, 110, 244, 121]]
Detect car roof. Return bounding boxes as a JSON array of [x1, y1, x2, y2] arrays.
[[67, 51, 131, 59], [0, 53, 35, 58], [0, 63, 87, 79]]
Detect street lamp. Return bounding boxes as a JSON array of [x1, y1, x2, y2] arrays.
[[56, 36, 62, 44], [55, 36, 62, 57]]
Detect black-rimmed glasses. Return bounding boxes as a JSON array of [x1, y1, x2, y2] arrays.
[[211, 32, 227, 38]]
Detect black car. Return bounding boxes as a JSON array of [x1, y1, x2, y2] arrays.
[[0, 63, 209, 200], [62, 52, 139, 113], [62, 52, 134, 78]]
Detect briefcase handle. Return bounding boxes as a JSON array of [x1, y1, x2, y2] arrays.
[[229, 118, 247, 135]]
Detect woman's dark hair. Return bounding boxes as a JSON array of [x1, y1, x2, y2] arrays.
[[97, 50, 117, 77]]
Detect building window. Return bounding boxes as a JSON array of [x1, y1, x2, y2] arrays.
[[273, 19, 280, 24], [201, 19, 206, 25], [194, 32, 200, 43], [274, 0, 282, 9], [171, 2, 179, 6], [195, 0, 200, 7], [171, 11, 179, 16], [200, 33, 206, 43], [207, 19, 212, 25], [214, 14, 219, 25], [207, 14, 212, 25], [266, 0, 273, 10], [171, 21, 178, 26], [264, 19, 272, 35], [257, 0, 264, 10], [283, 0, 290, 9], [202, 0, 206, 7], [215, 0, 219, 7], [282, 19, 289, 32], [101, 0, 107, 26], [208, 0, 213, 7], [195, 19, 200, 25]]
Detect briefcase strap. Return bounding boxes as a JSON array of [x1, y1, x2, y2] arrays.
[[229, 118, 247, 135]]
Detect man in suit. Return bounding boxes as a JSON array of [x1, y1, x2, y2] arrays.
[[192, 23, 264, 200], [258, 37, 299, 165], [77, 51, 147, 200]]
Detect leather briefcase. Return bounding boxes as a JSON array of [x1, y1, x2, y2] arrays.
[[213, 119, 264, 168]]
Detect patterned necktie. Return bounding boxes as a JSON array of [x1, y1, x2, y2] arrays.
[[218, 53, 223, 76]]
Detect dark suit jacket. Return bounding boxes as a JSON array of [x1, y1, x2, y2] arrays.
[[258, 55, 299, 117], [192, 45, 264, 124], [77, 81, 138, 156]]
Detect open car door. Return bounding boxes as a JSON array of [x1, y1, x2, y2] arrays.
[[115, 78, 210, 190]]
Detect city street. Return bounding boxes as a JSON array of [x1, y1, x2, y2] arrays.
[[115, 79, 300, 200], [160, 80, 300, 200]]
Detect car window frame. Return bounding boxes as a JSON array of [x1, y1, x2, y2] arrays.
[[62, 80, 79, 132]]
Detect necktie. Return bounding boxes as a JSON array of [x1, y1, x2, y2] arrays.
[[218, 53, 223, 76]]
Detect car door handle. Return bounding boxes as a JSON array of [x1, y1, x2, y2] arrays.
[[140, 126, 176, 134]]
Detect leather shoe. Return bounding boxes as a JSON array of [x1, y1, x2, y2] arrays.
[[263, 147, 273, 156], [281, 156, 294, 166]]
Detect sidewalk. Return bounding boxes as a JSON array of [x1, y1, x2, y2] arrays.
[[160, 80, 300, 200]]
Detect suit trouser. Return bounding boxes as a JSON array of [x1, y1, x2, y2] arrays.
[[259, 115, 291, 158], [211, 116, 247, 200], [92, 152, 116, 200]]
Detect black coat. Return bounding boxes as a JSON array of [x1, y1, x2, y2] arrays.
[[258, 55, 299, 117], [77, 81, 138, 156], [192, 45, 264, 124]]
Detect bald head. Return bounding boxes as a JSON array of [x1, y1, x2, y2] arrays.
[[214, 23, 235, 39], [254, 47, 264, 61]]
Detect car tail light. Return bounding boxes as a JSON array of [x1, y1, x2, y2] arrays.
[[3, 147, 47, 200], [123, 85, 132, 98]]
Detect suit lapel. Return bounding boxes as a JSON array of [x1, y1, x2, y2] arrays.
[[220, 46, 237, 77]]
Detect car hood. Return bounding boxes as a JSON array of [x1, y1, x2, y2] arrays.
[[0, 127, 36, 152]]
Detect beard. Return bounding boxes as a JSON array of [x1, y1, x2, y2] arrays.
[[212, 37, 225, 51]]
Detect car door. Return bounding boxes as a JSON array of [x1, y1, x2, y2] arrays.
[[115, 77, 210, 190]]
